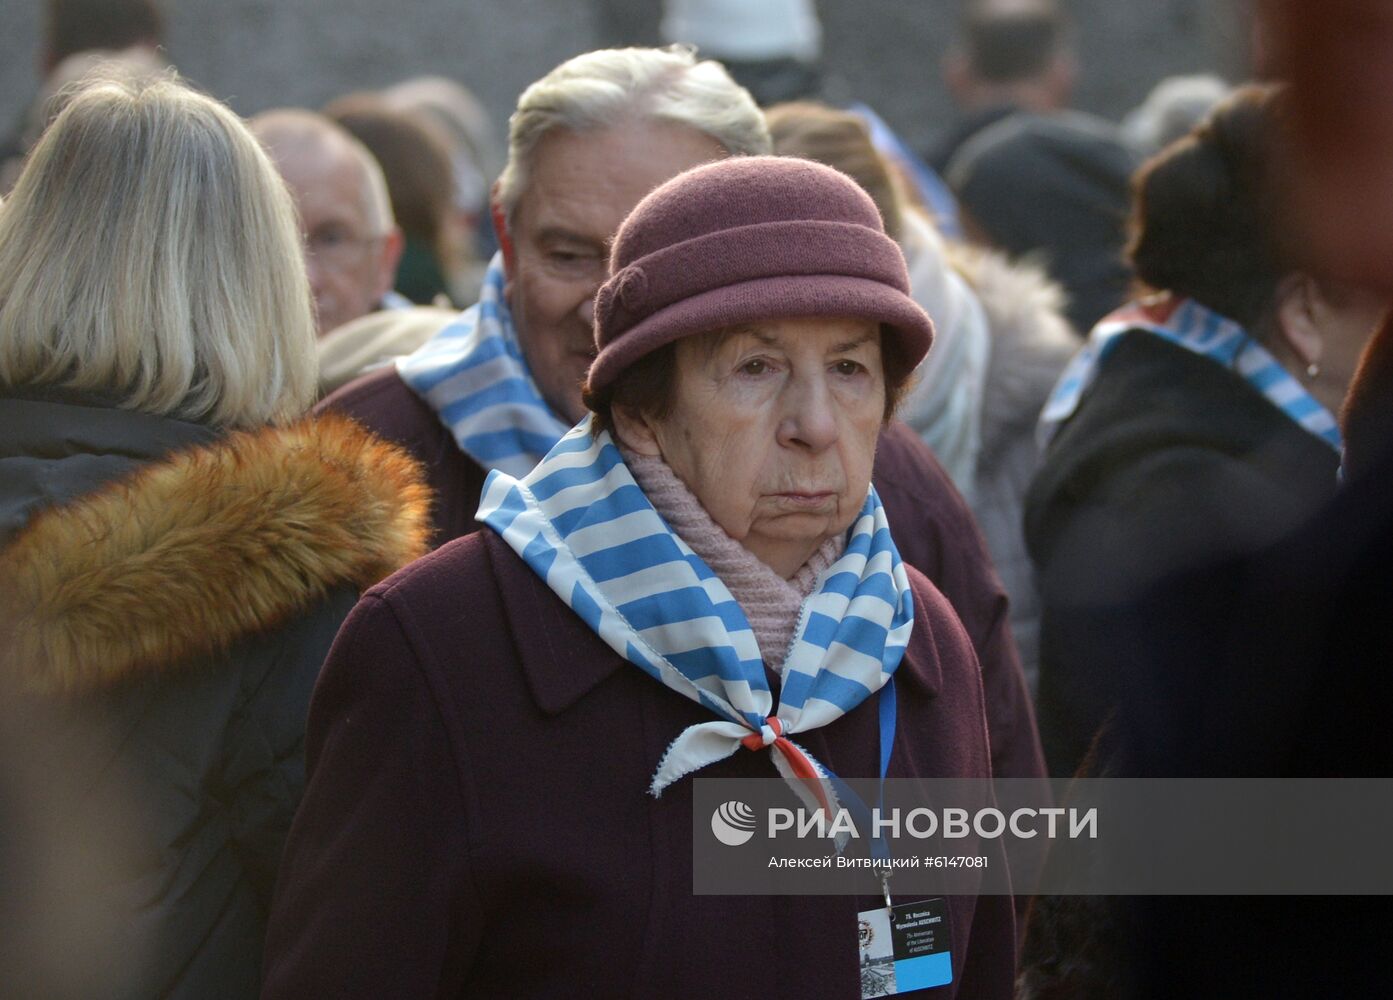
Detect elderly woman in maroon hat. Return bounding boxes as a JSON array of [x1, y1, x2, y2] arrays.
[[263, 157, 1017, 999]]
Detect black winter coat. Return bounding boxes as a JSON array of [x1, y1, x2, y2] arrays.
[[1024, 332, 1341, 777], [0, 388, 428, 998]]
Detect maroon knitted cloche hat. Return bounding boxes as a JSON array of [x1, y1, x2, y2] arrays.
[[587, 155, 934, 392]]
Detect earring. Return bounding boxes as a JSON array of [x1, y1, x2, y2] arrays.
[[1306, 362, 1321, 380]]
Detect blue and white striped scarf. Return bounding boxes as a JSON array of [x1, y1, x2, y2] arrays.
[[396, 254, 569, 478], [1040, 296, 1342, 450], [477, 421, 915, 810]]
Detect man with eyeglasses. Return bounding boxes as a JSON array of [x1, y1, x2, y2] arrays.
[[251, 109, 406, 339]]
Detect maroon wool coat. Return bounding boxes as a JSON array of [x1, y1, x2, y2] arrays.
[[316, 368, 1044, 786], [261, 528, 1018, 998]]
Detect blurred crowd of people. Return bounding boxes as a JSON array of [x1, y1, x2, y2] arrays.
[[1, 0, 1390, 997]]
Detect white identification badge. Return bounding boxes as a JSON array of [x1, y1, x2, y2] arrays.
[[857, 897, 953, 997]]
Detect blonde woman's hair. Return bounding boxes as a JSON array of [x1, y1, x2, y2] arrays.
[[0, 74, 317, 427]]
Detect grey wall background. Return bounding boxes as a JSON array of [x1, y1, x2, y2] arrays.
[[2, 1, 1250, 161]]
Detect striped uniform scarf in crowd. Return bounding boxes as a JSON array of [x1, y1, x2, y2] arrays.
[[396, 254, 569, 478], [1040, 294, 1343, 450], [476, 420, 915, 814]]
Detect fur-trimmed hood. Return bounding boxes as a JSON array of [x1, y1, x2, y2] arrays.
[[1, 410, 431, 696], [947, 244, 1079, 471]]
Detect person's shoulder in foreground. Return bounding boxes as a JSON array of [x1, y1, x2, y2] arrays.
[[317, 364, 487, 546]]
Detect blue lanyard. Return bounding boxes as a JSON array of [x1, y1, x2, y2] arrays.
[[825, 676, 898, 870]]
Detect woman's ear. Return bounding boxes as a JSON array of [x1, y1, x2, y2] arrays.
[[1273, 272, 1324, 373], [609, 404, 663, 457]]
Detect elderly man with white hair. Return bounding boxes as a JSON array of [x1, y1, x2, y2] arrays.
[[317, 45, 1043, 785], [250, 110, 407, 339]]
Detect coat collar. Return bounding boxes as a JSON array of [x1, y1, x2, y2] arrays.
[[488, 531, 627, 715], [2, 413, 431, 696], [485, 532, 942, 715], [0, 392, 217, 546], [897, 566, 944, 701]]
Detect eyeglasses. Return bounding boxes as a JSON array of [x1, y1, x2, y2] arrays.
[[304, 226, 384, 267]]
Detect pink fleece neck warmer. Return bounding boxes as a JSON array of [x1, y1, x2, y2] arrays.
[[622, 446, 845, 671]]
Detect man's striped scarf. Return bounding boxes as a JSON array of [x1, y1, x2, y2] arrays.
[[476, 421, 915, 811], [1041, 295, 1343, 450], [396, 254, 569, 478]]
